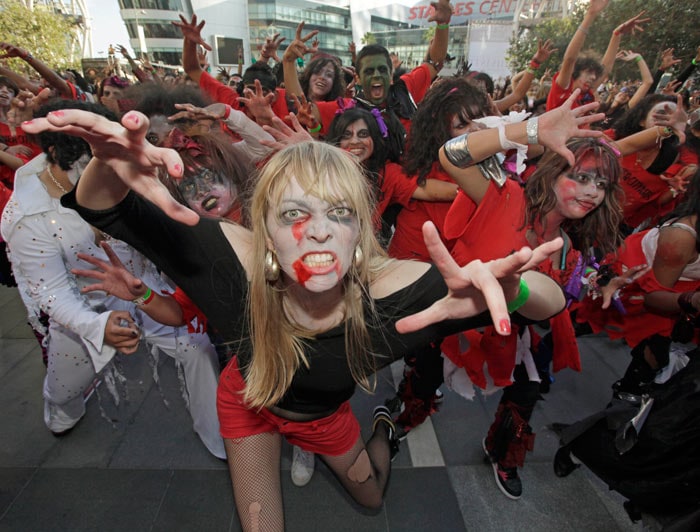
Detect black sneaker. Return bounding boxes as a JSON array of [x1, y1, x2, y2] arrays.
[[373, 405, 400, 461], [491, 462, 522, 500]]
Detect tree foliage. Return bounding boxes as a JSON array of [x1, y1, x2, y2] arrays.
[[0, 0, 80, 74], [507, 0, 700, 81]]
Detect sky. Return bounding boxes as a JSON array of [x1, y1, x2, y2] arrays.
[[85, 0, 132, 58]]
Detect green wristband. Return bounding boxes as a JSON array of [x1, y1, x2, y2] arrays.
[[507, 277, 530, 313], [436, 23, 450, 30], [308, 123, 322, 134]]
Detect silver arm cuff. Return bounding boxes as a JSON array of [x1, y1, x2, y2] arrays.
[[443, 134, 476, 168], [477, 155, 507, 187]]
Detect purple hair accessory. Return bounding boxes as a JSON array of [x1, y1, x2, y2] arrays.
[[334, 97, 356, 116], [371, 108, 389, 138]]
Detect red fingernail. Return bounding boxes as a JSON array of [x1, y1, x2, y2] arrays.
[[22, 119, 33, 125], [50, 110, 64, 117], [127, 114, 139, 124], [499, 319, 511, 335], [174, 163, 182, 174]]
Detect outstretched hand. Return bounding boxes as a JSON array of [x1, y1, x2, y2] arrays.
[[260, 113, 314, 151], [21, 109, 199, 225], [537, 89, 605, 166], [73, 241, 146, 301], [395, 222, 564, 336], [599, 263, 650, 310], [282, 22, 319, 62], [172, 14, 212, 51]]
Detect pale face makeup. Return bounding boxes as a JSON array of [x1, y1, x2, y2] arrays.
[[643, 101, 676, 129], [552, 156, 607, 220], [339, 119, 374, 163], [267, 177, 360, 293], [573, 69, 598, 93], [177, 167, 238, 219], [308, 63, 336, 101]]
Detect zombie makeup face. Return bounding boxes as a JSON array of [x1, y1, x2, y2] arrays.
[[357, 54, 392, 106], [177, 166, 238, 219], [266, 177, 360, 293], [339, 119, 374, 163], [642, 101, 677, 129], [573, 69, 598, 94], [553, 155, 607, 220], [308, 63, 336, 101]]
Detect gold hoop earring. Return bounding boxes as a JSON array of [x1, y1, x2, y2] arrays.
[[264, 250, 280, 282], [354, 246, 363, 269]]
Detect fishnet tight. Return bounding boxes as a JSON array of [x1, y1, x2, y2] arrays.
[[224, 422, 392, 530]]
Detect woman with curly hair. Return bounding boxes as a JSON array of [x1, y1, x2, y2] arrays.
[[298, 54, 346, 103], [439, 99, 628, 498]]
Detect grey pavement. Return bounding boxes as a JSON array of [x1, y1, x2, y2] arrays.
[[0, 283, 644, 531]]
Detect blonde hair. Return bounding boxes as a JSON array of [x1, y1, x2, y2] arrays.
[[245, 142, 391, 409]]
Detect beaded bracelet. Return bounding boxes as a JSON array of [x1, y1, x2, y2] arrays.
[[133, 287, 155, 306], [507, 278, 530, 313]]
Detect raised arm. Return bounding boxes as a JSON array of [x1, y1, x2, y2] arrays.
[[282, 22, 319, 99], [173, 14, 211, 84], [618, 50, 653, 109], [425, 0, 453, 79], [556, 0, 609, 90], [438, 90, 605, 203], [495, 39, 556, 113], [0, 42, 72, 98], [597, 12, 649, 87]]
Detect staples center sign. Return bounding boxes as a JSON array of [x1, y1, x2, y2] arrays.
[[407, 0, 535, 24]]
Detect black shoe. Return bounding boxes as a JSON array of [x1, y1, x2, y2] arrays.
[[553, 446, 580, 477], [491, 462, 522, 500], [384, 394, 403, 414], [373, 405, 400, 461]]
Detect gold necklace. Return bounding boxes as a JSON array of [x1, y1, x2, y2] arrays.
[[46, 165, 68, 194]]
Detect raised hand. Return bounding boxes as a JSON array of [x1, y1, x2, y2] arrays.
[[614, 11, 649, 36], [536, 89, 605, 165], [21, 109, 198, 225], [282, 22, 319, 62], [259, 33, 286, 63], [532, 39, 557, 64], [260, 113, 314, 152], [238, 79, 276, 124], [395, 222, 564, 336], [599, 264, 650, 309], [659, 48, 681, 71], [73, 241, 147, 301], [172, 14, 212, 51], [428, 0, 453, 25], [652, 93, 687, 143]]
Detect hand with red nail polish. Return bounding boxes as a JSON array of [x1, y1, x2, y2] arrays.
[[395, 222, 566, 336], [20, 107, 197, 225]]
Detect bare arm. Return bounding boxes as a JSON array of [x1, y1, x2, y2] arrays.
[[0, 42, 71, 98], [412, 179, 458, 202], [282, 22, 319, 99], [597, 12, 649, 87], [172, 14, 211, 84], [556, 0, 609, 90], [439, 90, 605, 204], [425, 0, 453, 79]]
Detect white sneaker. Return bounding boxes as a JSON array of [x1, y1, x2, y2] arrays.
[[291, 446, 315, 487]]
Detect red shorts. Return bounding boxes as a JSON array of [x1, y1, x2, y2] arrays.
[[217, 357, 360, 456]]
